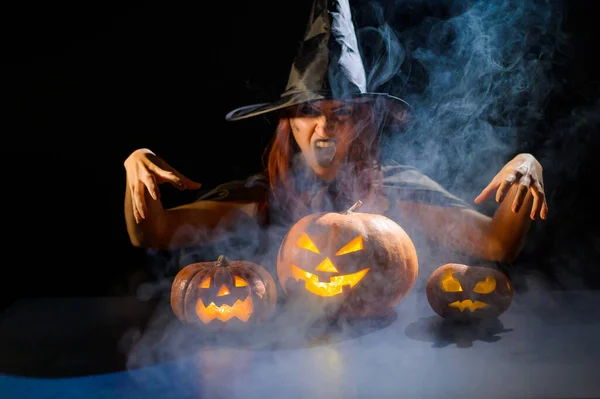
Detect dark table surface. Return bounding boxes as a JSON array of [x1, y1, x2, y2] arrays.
[[1, 288, 599, 399]]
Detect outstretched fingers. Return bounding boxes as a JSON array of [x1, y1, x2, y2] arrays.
[[142, 173, 159, 200], [149, 164, 201, 190], [131, 184, 147, 223], [474, 175, 500, 204], [496, 173, 517, 203], [530, 181, 548, 220], [511, 175, 530, 213], [474, 156, 548, 220]]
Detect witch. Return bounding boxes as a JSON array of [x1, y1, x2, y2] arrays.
[[123, 0, 547, 285]]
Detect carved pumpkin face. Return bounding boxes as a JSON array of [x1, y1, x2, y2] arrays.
[[171, 255, 277, 330], [290, 233, 370, 297], [194, 272, 253, 324], [426, 263, 513, 320], [277, 201, 418, 317]]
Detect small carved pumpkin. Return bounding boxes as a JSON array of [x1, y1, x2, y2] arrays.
[[170, 255, 277, 329], [277, 200, 419, 317], [426, 263, 513, 320]]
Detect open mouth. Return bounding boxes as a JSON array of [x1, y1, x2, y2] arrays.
[[448, 299, 488, 312], [195, 297, 253, 323], [290, 263, 370, 297], [314, 139, 336, 168]]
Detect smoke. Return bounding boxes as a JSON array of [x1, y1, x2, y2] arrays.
[[118, 1, 599, 397], [352, 0, 595, 286], [515, 95, 600, 289], [357, 0, 568, 200]]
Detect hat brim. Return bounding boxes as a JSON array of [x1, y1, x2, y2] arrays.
[[225, 91, 412, 121]]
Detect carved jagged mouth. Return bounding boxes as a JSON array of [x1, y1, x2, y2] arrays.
[[314, 139, 336, 168], [290, 264, 370, 297], [195, 296, 253, 324], [448, 299, 488, 312]]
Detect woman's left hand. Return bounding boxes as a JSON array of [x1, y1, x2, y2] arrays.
[[474, 153, 548, 220]]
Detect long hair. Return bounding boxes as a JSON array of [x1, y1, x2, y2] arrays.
[[263, 102, 385, 213]]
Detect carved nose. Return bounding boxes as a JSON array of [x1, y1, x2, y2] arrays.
[[217, 285, 230, 296], [315, 257, 338, 273]]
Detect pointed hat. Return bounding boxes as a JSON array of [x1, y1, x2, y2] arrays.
[[225, 0, 411, 121]]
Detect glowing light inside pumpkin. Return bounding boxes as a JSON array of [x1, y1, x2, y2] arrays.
[[440, 269, 463, 292], [473, 276, 497, 294], [291, 233, 370, 296], [448, 299, 488, 312], [290, 264, 370, 297], [315, 258, 339, 272], [234, 276, 248, 287], [195, 297, 253, 324], [335, 236, 363, 256], [296, 233, 320, 254], [217, 285, 230, 297], [199, 277, 211, 288]]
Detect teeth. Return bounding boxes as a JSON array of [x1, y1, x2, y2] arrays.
[[316, 141, 335, 148]]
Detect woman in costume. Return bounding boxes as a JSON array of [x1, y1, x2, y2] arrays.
[[123, 0, 547, 278]]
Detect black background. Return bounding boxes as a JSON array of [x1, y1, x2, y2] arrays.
[[1, 0, 599, 311]]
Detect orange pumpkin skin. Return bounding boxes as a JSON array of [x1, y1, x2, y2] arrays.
[[170, 255, 277, 330], [277, 203, 418, 317], [426, 263, 513, 321]]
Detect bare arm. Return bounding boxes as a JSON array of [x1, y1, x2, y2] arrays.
[[123, 148, 260, 250], [125, 184, 259, 249], [395, 153, 547, 262], [397, 184, 533, 262]]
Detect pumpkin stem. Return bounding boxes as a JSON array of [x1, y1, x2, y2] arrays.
[[346, 200, 363, 214], [216, 255, 230, 267]]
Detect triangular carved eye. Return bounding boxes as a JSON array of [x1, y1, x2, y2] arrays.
[[336, 236, 363, 256], [296, 232, 320, 254], [199, 277, 211, 289], [234, 276, 248, 287]]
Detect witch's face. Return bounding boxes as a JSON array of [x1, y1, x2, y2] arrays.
[[289, 100, 356, 181]]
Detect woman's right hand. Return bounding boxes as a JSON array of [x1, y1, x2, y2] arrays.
[[124, 148, 202, 223]]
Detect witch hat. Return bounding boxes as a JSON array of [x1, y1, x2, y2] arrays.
[[225, 0, 411, 121]]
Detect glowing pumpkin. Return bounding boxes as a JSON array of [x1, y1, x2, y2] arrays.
[[426, 263, 513, 320], [170, 255, 277, 329], [277, 200, 418, 317]]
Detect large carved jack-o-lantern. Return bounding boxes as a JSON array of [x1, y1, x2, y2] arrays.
[[277, 201, 419, 317], [426, 263, 513, 320], [171, 255, 277, 330]]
